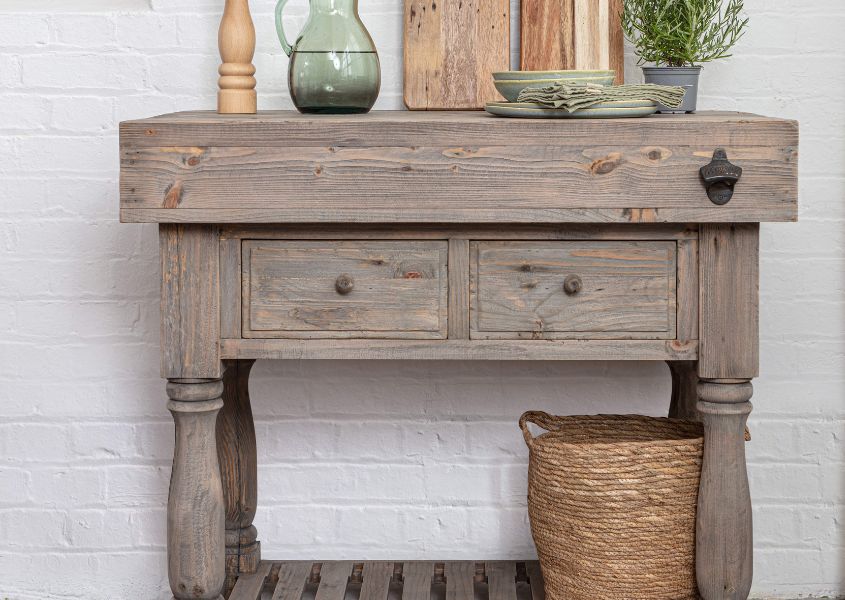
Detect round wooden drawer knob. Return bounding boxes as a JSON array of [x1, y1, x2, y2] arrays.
[[563, 274, 582, 295], [335, 274, 355, 295]]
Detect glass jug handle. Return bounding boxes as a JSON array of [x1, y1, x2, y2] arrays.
[[275, 0, 294, 57]]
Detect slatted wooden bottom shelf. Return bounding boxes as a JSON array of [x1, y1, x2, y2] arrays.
[[229, 560, 545, 600]]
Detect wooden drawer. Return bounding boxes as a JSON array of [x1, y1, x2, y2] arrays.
[[242, 240, 448, 338], [471, 241, 677, 339]]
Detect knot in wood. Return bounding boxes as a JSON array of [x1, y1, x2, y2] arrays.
[[590, 153, 623, 175], [644, 147, 668, 161]]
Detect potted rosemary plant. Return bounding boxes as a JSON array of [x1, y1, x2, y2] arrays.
[[621, 0, 748, 113]]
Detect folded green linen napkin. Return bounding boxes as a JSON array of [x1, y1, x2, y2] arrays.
[[516, 82, 686, 112]]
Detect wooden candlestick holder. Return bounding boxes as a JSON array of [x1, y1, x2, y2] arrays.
[[218, 0, 257, 114]]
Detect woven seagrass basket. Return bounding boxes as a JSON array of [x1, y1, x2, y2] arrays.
[[519, 411, 705, 600]]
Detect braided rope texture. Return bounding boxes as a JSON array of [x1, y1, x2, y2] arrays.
[[521, 413, 704, 600]]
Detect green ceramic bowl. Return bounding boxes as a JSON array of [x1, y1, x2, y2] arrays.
[[493, 69, 615, 81], [493, 76, 615, 102]]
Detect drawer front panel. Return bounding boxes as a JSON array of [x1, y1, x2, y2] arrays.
[[243, 241, 448, 338], [471, 241, 677, 339]]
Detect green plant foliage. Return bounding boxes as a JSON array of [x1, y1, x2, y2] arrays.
[[622, 0, 749, 66]]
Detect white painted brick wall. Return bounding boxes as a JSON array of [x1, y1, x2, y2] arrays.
[[0, 0, 843, 598]]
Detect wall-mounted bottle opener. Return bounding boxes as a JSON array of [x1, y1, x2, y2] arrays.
[[700, 148, 742, 205]]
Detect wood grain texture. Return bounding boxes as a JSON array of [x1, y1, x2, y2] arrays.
[[120, 110, 798, 148], [221, 224, 698, 241], [271, 562, 312, 600], [360, 562, 393, 600], [122, 144, 796, 221], [404, 0, 509, 109], [448, 239, 470, 339], [160, 224, 221, 379], [167, 380, 226, 600], [526, 562, 545, 600], [521, 0, 572, 76], [242, 241, 448, 338], [258, 561, 541, 600], [314, 562, 353, 600], [444, 562, 474, 600], [121, 112, 797, 224], [486, 561, 516, 600], [677, 238, 699, 342], [607, 0, 624, 83], [218, 360, 259, 596], [696, 383, 754, 600], [221, 338, 697, 361], [667, 360, 699, 420], [699, 224, 760, 379], [228, 561, 272, 600], [471, 241, 676, 339], [220, 237, 242, 339], [401, 562, 434, 600], [123, 206, 796, 225]]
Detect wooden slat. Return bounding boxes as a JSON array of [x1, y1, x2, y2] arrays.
[[402, 561, 434, 600], [445, 562, 475, 600], [229, 560, 272, 600], [448, 239, 470, 339], [360, 561, 393, 600], [315, 562, 353, 600], [220, 338, 698, 362], [272, 562, 313, 600], [526, 562, 545, 600], [486, 561, 516, 600]]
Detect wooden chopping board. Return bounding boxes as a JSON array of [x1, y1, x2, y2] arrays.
[[521, 0, 625, 84], [404, 0, 510, 110]]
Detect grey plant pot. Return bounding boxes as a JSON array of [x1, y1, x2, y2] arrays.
[[642, 66, 701, 113]]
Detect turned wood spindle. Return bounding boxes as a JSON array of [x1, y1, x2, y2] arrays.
[[218, 360, 261, 597], [218, 0, 257, 114], [167, 379, 227, 600]]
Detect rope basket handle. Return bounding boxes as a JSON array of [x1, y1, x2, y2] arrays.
[[519, 410, 567, 449]]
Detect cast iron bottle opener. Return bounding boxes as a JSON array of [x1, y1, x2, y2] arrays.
[[700, 148, 742, 205]]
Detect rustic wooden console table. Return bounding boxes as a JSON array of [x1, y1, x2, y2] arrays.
[[119, 110, 797, 600]]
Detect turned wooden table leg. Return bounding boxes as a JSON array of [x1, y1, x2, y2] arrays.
[[167, 379, 227, 600], [667, 360, 700, 420], [696, 380, 754, 600], [696, 223, 760, 600], [217, 360, 260, 597]]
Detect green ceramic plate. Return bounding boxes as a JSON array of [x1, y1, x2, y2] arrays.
[[493, 70, 615, 81], [484, 100, 658, 119], [494, 77, 616, 102]]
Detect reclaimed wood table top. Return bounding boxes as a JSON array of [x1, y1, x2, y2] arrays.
[[119, 110, 798, 225]]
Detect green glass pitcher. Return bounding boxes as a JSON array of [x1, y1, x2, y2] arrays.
[[276, 0, 381, 114]]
